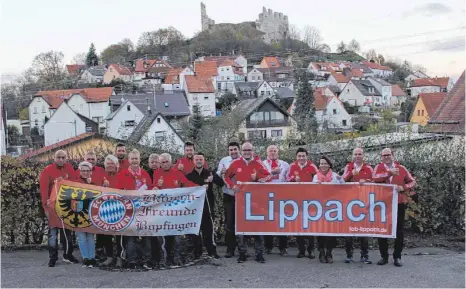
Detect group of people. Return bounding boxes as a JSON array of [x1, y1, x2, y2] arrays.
[[40, 140, 416, 270]]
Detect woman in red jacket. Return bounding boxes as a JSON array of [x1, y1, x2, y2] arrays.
[[116, 149, 152, 270]]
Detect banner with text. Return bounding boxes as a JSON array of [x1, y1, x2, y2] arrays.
[[47, 180, 206, 236], [236, 183, 397, 238]]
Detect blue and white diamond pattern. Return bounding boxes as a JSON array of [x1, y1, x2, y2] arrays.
[[99, 200, 126, 224]]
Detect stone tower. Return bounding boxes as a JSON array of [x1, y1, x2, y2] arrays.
[[255, 7, 289, 44], [201, 2, 215, 31]]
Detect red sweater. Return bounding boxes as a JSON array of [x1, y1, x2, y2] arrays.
[[152, 168, 197, 189], [116, 168, 152, 190], [39, 163, 75, 210], [343, 162, 374, 182], [74, 166, 105, 185], [286, 160, 318, 182], [224, 157, 271, 188], [175, 157, 208, 175], [118, 159, 130, 172], [373, 162, 416, 204], [103, 171, 119, 188]]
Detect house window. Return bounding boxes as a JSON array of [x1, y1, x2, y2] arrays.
[[33, 107, 37, 114], [217, 83, 221, 90], [270, 111, 285, 121], [193, 95, 198, 101], [221, 76, 224, 81], [164, 102, 169, 107], [203, 105, 210, 111], [127, 105, 131, 111], [42, 106, 46, 113], [221, 68, 224, 71], [421, 110, 424, 116], [342, 120, 347, 126], [35, 119, 38, 126], [204, 96, 209, 100], [248, 130, 267, 139], [157, 117, 161, 124], [110, 68, 113, 72], [125, 120, 135, 127], [417, 110, 420, 116], [271, 130, 283, 137], [155, 131, 165, 141], [261, 91, 265, 96], [227, 77, 230, 80], [252, 76, 256, 80], [226, 68, 230, 71], [333, 109, 337, 114], [258, 76, 261, 80], [267, 91, 271, 95], [85, 126, 93, 132]]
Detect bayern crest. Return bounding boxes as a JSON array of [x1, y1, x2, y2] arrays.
[[89, 193, 135, 231]]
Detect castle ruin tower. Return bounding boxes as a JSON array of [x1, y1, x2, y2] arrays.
[[255, 6, 289, 44], [201, 2, 215, 31]]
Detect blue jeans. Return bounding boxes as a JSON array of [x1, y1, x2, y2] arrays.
[[48, 227, 74, 261], [76, 232, 95, 259]]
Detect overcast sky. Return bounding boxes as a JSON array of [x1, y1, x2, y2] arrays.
[[1, 0, 465, 78]]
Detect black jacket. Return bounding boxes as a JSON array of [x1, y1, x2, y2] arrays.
[[186, 168, 224, 200]]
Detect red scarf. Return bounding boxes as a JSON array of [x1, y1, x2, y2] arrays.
[[317, 169, 333, 182], [128, 166, 145, 190]]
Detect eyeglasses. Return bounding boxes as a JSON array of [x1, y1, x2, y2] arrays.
[[382, 154, 392, 157], [86, 158, 95, 161], [242, 149, 252, 152]]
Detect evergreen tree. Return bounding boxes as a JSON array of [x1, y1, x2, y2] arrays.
[[86, 43, 99, 67], [293, 69, 317, 133], [187, 105, 204, 143]]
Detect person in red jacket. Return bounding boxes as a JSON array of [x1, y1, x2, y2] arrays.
[[83, 151, 106, 185], [153, 153, 196, 269], [175, 141, 208, 175], [223, 141, 271, 264], [115, 143, 129, 172], [39, 150, 79, 267], [286, 147, 318, 259], [373, 148, 416, 267], [116, 149, 153, 270], [342, 148, 374, 264]]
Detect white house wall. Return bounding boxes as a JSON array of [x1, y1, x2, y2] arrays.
[[44, 104, 86, 146], [315, 98, 352, 130], [29, 97, 52, 128], [106, 102, 144, 140], [247, 69, 264, 82], [187, 92, 216, 117], [138, 115, 184, 154], [411, 86, 441, 97], [338, 81, 367, 106]]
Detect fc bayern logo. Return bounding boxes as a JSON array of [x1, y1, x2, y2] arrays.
[[89, 193, 135, 231]]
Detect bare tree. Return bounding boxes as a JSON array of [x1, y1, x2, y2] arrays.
[[364, 49, 377, 61], [319, 43, 331, 53], [72, 53, 86, 65], [336, 41, 347, 53], [412, 64, 427, 73], [347, 39, 361, 53], [303, 25, 323, 50], [30, 51, 67, 89], [288, 24, 301, 41], [377, 54, 385, 65]]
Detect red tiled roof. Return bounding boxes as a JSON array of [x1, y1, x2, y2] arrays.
[[428, 71, 465, 133], [20, 132, 97, 160], [330, 72, 349, 83], [194, 61, 218, 78], [418, 92, 448, 116], [362, 61, 393, 71], [314, 88, 331, 110], [392, 85, 405, 96], [412, 77, 449, 88], [134, 59, 156, 72], [108, 64, 133, 75], [35, 87, 113, 108], [185, 75, 215, 93], [350, 68, 364, 78], [219, 58, 242, 68], [165, 68, 185, 84], [261, 56, 281, 68], [66, 64, 86, 75]]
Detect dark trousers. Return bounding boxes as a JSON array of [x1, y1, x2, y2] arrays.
[[297, 236, 315, 254], [237, 235, 264, 255], [264, 236, 288, 251], [125, 236, 151, 264], [317, 237, 336, 251], [192, 197, 217, 256], [48, 227, 74, 261], [164, 236, 180, 261], [345, 237, 369, 258], [97, 234, 114, 258], [223, 194, 237, 253], [150, 237, 162, 263], [379, 203, 406, 259]]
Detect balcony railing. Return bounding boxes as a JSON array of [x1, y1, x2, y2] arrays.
[[246, 119, 290, 128]]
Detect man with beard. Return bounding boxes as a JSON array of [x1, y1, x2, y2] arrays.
[[286, 147, 318, 259], [262, 145, 290, 256], [223, 142, 272, 263], [216, 141, 241, 258], [373, 148, 416, 267], [175, 142, 208, 175], [115, 143, 129, 172], [40, 150, 79, 267], [186, 153, 224, 259], [342, 147, 374, 264]]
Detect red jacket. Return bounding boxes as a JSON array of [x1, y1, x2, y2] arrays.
[[224, 157, 271, 188], [373, 162, 416, 204], [343, 162, 374, 182], [153, 168, 197, 189], [175, 157, 208, 175], [73, 176, 101, 186], [286, 160, 318, 182], [74, 166, 105, 185], [40, 163, 75, 210], [118, 159, 130, 172], [103, 171, 119, 189], [116, 168, 152, 190]]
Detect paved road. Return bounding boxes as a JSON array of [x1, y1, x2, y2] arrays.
[[1, 247, 464, 288]]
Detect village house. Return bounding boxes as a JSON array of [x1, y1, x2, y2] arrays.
[[193, 61, 218, 92], [29, 87, 114, 130], [368, 78, 393, 107], [410, 92, 448, 126], [80, 65, 106, 83], [247, 68, 264, 82], [391, 84, 406, 106], [338, 79, 381, 107], [234, 81, 274, 98], [232, 95, 298, 141], [260, 56, 281, 68], [43, 102, 98, 146], [184, 75, 216, 117], [215, 58, 245, 93], [103, 64, 133, 84], [162, 67, 194, 91], [349, 62, 374, 77], [105, 100, 145, 140], [66, 64, 86, 77], [328, 72, 350, 91], [257, 67, 294, 90], [200, 55, 248, 75], [409, 77, 451, 98], [362, 61, 393, 77], [133, 58, 172, 86], [405, 70, 430, 83]]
